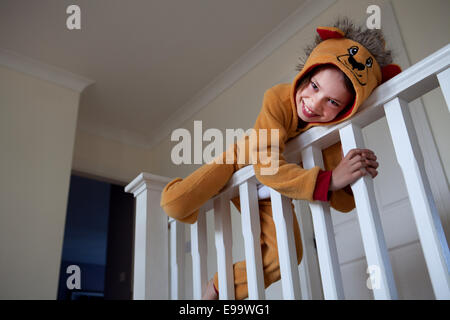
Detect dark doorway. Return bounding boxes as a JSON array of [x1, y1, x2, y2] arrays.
[[57, 174, 134, 300]]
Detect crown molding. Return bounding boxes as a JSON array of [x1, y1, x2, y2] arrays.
[[146, 0, 337, 149], [0, 48, 94, 93], [76, 119, 153, 150]]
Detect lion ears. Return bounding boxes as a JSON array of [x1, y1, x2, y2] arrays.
[[380, 64, 402, 83], [316, 26, 345, 40], [316, 26, 402, 83]]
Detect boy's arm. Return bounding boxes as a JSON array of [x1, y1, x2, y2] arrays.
[[309, 167, 355, 213], [251, 88, 322, 202], [251, 87, 355, 212]]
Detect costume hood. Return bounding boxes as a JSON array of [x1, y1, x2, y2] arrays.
[[291, 26, 401, 131]]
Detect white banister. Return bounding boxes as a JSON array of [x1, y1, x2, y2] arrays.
[[437, 67, 450, 112], [214, 196, 235, 299], [294, 199, 324, 300], [239, 179, 266, 299], [124, 173, 173, 300], [384, 97, 450, 299], [339, 124, 398, 300], [301, 145, 345, 299], [269, 188, 301, 299], [191, 207, 208, 300], [128, 45, 450, 301], [170, 218, 185, 300]]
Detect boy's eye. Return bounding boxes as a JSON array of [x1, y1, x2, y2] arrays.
[[329, 99, 339, 107], [311, 81, 318, 90]]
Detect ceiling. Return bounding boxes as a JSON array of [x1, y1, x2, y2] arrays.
[[0, 0, 312, 148]]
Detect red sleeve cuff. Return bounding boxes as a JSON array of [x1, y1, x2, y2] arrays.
[[313, 170, 332, 202]]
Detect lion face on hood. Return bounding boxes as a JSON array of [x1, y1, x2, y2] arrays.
[[337, 45, 375, 86]]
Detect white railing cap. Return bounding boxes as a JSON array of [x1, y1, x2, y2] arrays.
[[125, 172, 174, 196]]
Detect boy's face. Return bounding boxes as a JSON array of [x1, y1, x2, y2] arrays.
[[295, 67, 354, 123]]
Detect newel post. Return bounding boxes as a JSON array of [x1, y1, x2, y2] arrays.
[[125, 173, 173, 299]]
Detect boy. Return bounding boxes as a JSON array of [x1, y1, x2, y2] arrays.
[[161, 18, 401, 300]]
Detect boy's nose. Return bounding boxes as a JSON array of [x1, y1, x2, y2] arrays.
[[311, 97, 323, 113]]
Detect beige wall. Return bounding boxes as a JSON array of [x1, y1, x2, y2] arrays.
[[391, 0, 450, 183], [72, 130, 153, 185], [0, 65, 80, 299]]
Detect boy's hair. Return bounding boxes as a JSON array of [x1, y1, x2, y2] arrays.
[[296, 17, 393, 72]]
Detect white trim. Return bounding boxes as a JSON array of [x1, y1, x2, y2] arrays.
[[437, 68, 450, 112], [125, 172, 174, 196], [146, 0, 337, 149], [0, 48, 94, 93]]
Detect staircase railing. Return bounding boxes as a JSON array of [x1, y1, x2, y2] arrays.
[[125, 44, 450, 300]]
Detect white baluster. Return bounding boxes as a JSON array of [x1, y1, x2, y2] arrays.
[[214, 196, 235, 299], [239, 180, 265, 299], [170, 219, 185, 300], [293, 199, 323, 300], [339, 123, 398, 300], [191, 208, 207, 300], [269, 189, 301, 299], [384, 97, 450, 299], [301, 146, 345, 300], [125, 173, 171, 300], [437, 68, 450, 112]]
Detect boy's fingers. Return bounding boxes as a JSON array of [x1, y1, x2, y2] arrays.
[[351, 159, 371, 172], [344, 149, 357, 159], [349, 155, 363, 165], [361, 150, 374, 158], [349, 155, 377, 168], [361, 150, 375, 157], [346, 149, 377, 162], [366, 159, 379, 168], [345, 148, 363, 160], [352, 169, 366, 179], [366, 167, 378, 178]]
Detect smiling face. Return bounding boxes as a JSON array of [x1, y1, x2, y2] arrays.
[[295, 66, 354, 123]]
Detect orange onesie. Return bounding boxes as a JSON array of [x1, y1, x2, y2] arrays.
[[160, 25, 400, 299]]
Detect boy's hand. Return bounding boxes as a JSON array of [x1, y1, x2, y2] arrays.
[[329, 148, 379, 191]]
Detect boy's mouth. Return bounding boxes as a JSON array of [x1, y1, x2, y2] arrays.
[[301, 100, 318, 118]]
